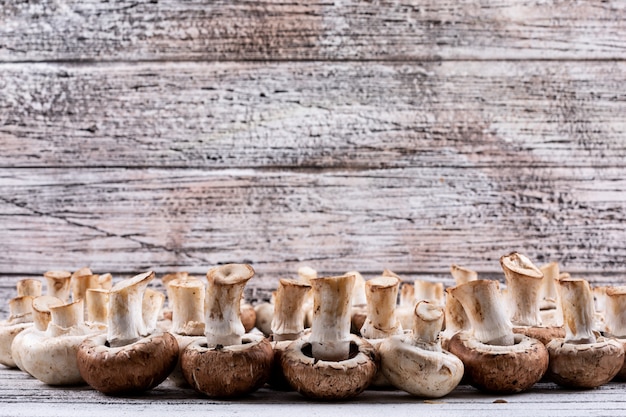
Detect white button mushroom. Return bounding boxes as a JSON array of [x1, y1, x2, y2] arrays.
[[0, 296, 35, 368], [379, 301, 464, 398]]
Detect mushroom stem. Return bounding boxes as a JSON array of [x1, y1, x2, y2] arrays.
[[271, 279, 311, 341], [414, 280, 444, 305], [32, 296, 64, 331], [8, 296, 34, 324], [448, 280, 514, 346], [605, 287, 626, 337], [162, 272, 190, 311], [539, 262, 559, 309], [44, 271, 71, 302], [558, 278, 597, 344], [17, 279, 42, 297], [47, 299, 84, 337], [500, 252, 544, 327], [107, 271, 154, 347], [204, 264, 255, 348], [143, 288, 165, 334], [309, 274, 355, 361], [360, 276, 402, 339], [169, 278, 205, 336], [399, 282, 415, 307], [450, 264, 478, 286], [411, 301, 444, 351], [347, 271, 367, 307], [86, 289, 109, 325]]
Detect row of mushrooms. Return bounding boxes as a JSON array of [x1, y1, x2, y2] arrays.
[[1, 253, 626, 399]]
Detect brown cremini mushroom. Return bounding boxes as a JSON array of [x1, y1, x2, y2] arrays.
[[447, 279, 549, 393], [180, 264, 273, 398], [546, 277, 624, 388], [281, 274, 378, 400], [77, 271, 179, 394]]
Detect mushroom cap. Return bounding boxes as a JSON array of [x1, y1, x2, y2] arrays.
[[546, 336, 624, 388], [181, 333, 273, 398], [513, 326, 566, 346], [447, 332, 549, 393], [240, 303, 257, 333], [77, 332, 179, 394], [0, 322, 33, 368], [281, 334, 378, 400], [611, 338, 626, 381], [379, 334, 464, 398], [267, 339, 294, 390]]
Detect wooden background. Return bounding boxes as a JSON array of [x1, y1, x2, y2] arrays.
[[2, 0, 626, 302]]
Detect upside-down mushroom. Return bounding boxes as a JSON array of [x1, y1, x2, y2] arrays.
[[501, 253, 565, 345], [546, 277, 624, 388], [19, 299, 99, 385], [281, 273, 378, 400], [447, 279, 549, 393], [379, 301, 464, 398], [268, 278, 311, 389], [0, 296, 35, 368], [181, 264, 273, 398], [77, 271, 179, 394]]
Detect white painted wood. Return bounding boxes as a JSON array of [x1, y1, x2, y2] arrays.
[[1, 61, 625, 169], [1, 0, 625, 61]]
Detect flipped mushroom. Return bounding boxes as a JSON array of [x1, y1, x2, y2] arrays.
[[546, 277, 624, 388], [166, 276, 205, 387], [77, 271, 179, 394], [19, 299, 99, 385], [181, 264, 273, 398], [501, 253, 565, 345], [281, 274, 378, 400], [447, 279, 549, 393], [440, 286, 470, 350], [268, 278, 311, 389], [0, 296, 35, 368], [379, 301, 464, 398]]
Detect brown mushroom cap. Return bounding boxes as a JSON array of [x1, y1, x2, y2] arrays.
[[447, 332, 549, 393], [240, 303, 257, 333], [77, 332, 179, 394], [181, 333, 273, 398], [281, 334, 378, 400], [546, 336, 624, 388], [513, 326, 566, 346]]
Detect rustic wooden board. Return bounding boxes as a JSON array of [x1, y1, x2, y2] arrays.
[[1, 61, 625, 169], [2, 167, 626, 280], [0, 366, 625, 417], [1, 0, 625, 62]]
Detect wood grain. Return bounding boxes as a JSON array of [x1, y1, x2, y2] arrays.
[[1, 1, 625, 62], [2, 61, 625, 169], [2, 167, 626, 279]]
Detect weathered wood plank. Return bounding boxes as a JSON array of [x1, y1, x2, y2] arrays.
[[1, 0, 625, 61], [0, 366, 625, 417], [1, 61, 625, 169], [2, 167, 626, 279]]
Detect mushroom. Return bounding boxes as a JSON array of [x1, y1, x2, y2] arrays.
[[546, 277, 624, 388], [414, 280, 444, 306], [166, 276, 205, 387], [440, 286, 470, 350], [450, 264, 478, 285], [253, 293, 275, 337], [18, 299, 100, 385], [281, 273, 378, 400], [17, 279, 42, 297], [240, 299, 257, 333], [11, 295, 64, 373], [0, 296, 35, 368], [268, 278, 311, 389], [297, 266, 317, 328], [396, 281, 416, 331], [181, 264, 273, 397], [447, 279, 549, 393], [76, 271, 179, 394], [604, 286, 626, 380], [161, 271, 190, 321], [44, 271, 71, 302], [379, 301, 464, 398], [85, 288, 108, 328], [348, 270, 368, 335], [539, 262, 564, 327], [501, 253, 565, 345]]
